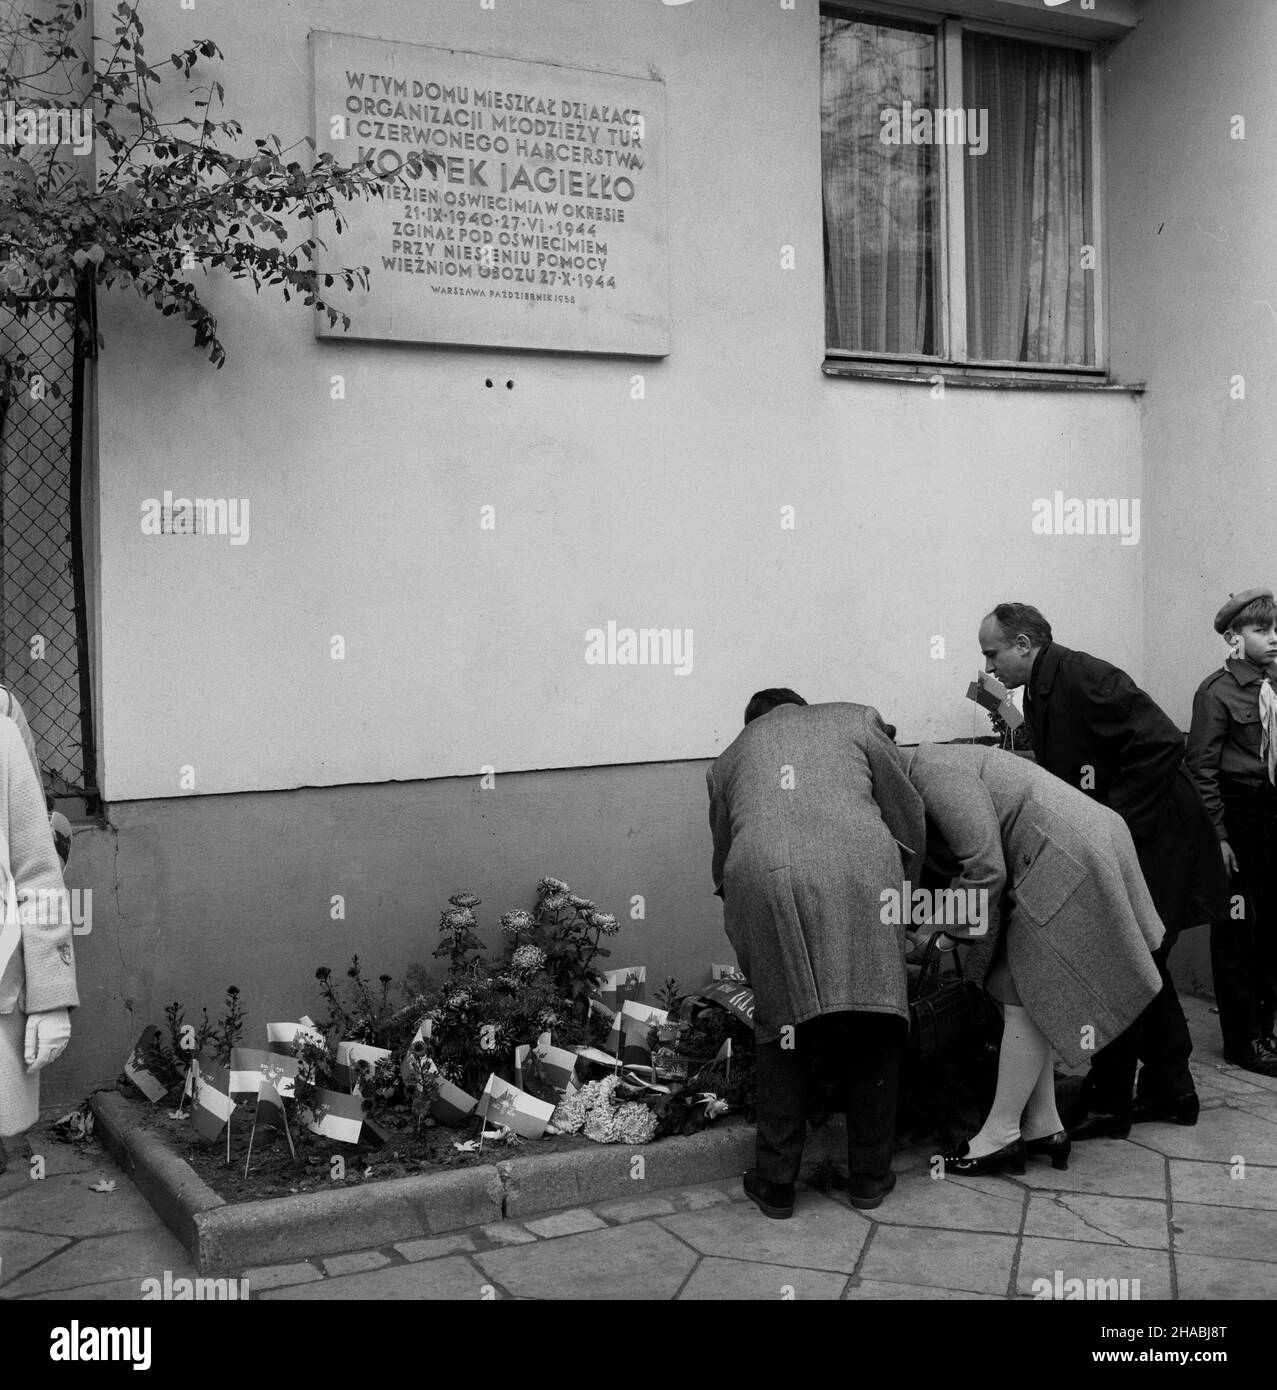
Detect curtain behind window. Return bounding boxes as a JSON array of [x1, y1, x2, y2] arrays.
[[964, 34, 1093, 364], [822, 16, 940, 355]]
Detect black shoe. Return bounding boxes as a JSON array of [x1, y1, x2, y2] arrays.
[[941, 1138, 1026, 1176], [847, 1171, 896, 1211], [1061, 1087, 1126, 1132], [1222, 1040, 1277, 1078], [1024, 1131, 1071, 1171], [1131, 1091, 1199, 1126], [1067, 1111, 1132, 1142], [743, 1169, 794, 1219]]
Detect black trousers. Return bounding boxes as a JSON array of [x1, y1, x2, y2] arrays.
[[1211, 789, 1277, 1052], [1082, 937, 1194, 1114], [754, 1011, 902, 1186]]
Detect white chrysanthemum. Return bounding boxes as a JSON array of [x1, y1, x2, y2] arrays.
[[500, 908, 535, 938], [511, 944, 547, 975]]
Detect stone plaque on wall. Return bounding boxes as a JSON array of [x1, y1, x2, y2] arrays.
[[311, 31, 669, 355]]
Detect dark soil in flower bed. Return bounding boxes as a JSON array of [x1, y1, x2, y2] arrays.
[[129, 1093, 602, 1203]]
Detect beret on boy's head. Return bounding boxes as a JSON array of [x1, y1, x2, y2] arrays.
[[1214, 588, 1275, 634]]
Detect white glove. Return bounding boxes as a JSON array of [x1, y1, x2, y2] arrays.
[[24, 1009, 71, 1073]]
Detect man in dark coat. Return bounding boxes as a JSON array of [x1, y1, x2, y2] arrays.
[[978, 604, 1229, 1140], [706, 690, 925, 1214]]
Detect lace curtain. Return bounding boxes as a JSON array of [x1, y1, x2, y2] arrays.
[[964, 33, 1094, 364], [822, 17, 940, 356]]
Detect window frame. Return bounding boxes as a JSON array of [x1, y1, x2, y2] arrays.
[[820, 1, 1107, 380]]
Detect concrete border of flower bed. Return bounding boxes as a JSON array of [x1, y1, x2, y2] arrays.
[[92, 1088, 829, 1274]]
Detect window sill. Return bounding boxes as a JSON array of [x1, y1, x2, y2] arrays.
[[821, 360, 1145, 394]]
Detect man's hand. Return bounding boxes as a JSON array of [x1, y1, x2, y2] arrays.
[[1221, 841, 1239, 876], [24, 1009, 71, 1073]]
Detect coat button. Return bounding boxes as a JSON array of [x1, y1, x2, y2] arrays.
[[1022, 854, 1032, 865], [58, 945, 72, 963]]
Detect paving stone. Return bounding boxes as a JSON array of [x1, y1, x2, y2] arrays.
[[594, 1194, 676, 1224], [1175, 1253, 1277, 1299], [861, 1165, 1024, 1233], [659, 1191, 869, 1273], [1193, 1069, 1274, 1099], [395, 1233, 476, 1261], [479, 1223, 536, 1246], [241, 1261, 325, 1290], [677, 1183, 734, 1209], [524, 1207, 606, 1238], [322, 1249, 391, 1276], [1016, 1237, 1172, 1299], [1212, 1064, 1277, 1095], [21, 1142, 104, 1176], [475, 1222, 696, 1300], [1024, 1192, 1168, 1249], [678, 1257, 846, 1300], [0, 1170, 167, 1236], [0, 1166, 30, 1199], [1171, 1201, 1277, 1262], [940, 1171, 1021, 1199], [843, 1278, 1003, 1301], [263, 1255, 484, 1299], [858, 1226, 1016, 1295], [1169, 1158, 1277, 1210], [0, 1225, 196, 1297], [22, 1276, 156, 1300], [1015, 1136, 1168, 1197], [0, 1229, 71, 1286], [1126, 1103, 1277, 1164]]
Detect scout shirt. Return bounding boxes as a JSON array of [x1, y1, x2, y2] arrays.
[[1186, 657, 1277, 838]]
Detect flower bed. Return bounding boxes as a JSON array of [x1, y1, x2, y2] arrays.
[[108, 878, 758, 1207]]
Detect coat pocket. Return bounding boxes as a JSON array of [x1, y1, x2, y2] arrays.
[[1011, 826, 1087, 925]]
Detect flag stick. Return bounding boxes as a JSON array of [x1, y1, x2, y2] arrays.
[[175, 1059, 192, 1117], [226, 1101, 232, 1167], [243, 1121, 256, 1180], [282, 1106, 296, 1161]]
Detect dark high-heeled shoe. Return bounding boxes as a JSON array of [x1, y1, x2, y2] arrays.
[[941, 1137, 1026, 1176], [1024, 1130, 1071, 1171]]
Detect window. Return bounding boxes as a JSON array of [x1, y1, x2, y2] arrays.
[[821, 6, 1099, 373]]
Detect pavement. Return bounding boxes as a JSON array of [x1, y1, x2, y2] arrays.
[[2, 995, 1275, 1300]]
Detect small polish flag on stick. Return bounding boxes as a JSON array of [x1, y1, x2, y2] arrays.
[[190, 1055, 234, 1144]]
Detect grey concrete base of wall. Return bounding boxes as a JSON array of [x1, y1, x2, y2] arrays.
[[92, 1090, 845, 1273]]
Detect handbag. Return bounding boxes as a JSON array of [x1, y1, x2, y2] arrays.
[[907, 932, 990, 1061]]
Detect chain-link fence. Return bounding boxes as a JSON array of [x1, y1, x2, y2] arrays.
[[0, 293, 97, 808]]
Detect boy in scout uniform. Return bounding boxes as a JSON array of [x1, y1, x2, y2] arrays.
[[1186, 588, 1277, 1076]]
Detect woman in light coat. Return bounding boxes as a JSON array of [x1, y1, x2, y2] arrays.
[[900, 742, 1164, 1176], [0, 715, 78, 1169]]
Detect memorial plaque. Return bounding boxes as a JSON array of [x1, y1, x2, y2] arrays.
[[311, 31, 670, 354]]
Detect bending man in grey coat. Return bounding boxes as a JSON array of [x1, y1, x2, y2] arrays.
[[707, 690, 925, 1216]]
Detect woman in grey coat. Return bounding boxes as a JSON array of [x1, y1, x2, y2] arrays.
[[900, 742, 1164, 1176]]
